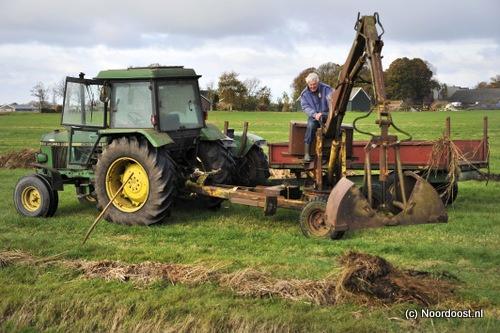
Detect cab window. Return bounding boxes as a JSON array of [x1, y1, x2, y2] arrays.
[[62, 80, 105, 127], [158, 80, 203, 131], [110, 82, 153, 128]]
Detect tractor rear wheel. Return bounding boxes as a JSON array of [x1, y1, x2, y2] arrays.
[[300, 197, 344, 239], [14, 174, 56, 217], [95, 137, 176, 225], [196, 141, 235, 209], [197, 141, 235, 185], [235, 146, 270, 186]]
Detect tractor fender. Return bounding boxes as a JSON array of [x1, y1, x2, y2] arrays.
[[199, 123, 227, 141], [31, 163, 64, 191], [199, 123, 235, 149], [231, 131, 267, 157], [98, 129, 174, 148]]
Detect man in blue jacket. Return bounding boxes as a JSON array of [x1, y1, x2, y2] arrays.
[[300, 72, 333, 162]]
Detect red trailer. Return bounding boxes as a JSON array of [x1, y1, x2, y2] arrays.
[[267, 116, 489, 204]]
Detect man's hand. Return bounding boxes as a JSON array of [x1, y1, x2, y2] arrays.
[[314, 113, 322, 121]]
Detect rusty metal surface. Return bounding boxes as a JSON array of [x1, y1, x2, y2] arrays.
[[287, 122, 354, 157], [288, 122, 311, 155], [185, 181, 305, 211], [324, 172, 447, 232]]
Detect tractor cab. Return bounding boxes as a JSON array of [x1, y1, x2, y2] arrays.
[[94, 66, 205, 133], [57, 66, 207, 167]]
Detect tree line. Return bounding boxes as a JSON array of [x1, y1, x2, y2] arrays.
[[30, 61, 499, 112], [208, 58, 498, 111]]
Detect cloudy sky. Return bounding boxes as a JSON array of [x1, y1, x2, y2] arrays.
[[0, 0, 498, 104]]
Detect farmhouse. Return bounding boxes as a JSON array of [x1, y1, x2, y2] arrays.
[[449, 88, 500, 109], [0, 104, 15, 113], [15, 104, 36, 112]]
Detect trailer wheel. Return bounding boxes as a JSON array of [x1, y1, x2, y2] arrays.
[[236, 146, 270, 186], [300, 197, 344, 239], [95, 137, 176, 225], [14, 175, 54, 218]]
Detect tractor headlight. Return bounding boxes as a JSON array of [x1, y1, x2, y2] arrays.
[[36, 153, 48, 163]]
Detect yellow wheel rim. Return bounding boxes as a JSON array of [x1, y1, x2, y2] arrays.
[[21, 186, 42, 212], [105, 157, 149, 212]]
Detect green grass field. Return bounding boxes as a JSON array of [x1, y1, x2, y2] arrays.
[[0, 111, 499, 332]]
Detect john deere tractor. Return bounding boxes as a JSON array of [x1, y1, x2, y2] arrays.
[[14, 66, 269, 225]]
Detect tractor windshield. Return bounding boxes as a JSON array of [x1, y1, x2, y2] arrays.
[[157, 80, 203, 131], [62, 79, 105, 127]]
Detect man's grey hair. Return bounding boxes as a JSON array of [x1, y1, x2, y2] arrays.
[[305, 72, 320, 84]]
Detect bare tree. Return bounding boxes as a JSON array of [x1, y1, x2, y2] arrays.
[[281, 91, 291, 112], [53, 77, 66, 103], [243, 78, 261, 97], [31, 82, 49, 111]]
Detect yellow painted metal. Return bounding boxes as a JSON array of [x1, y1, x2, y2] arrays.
[[327, 140, 339, 184], [341, 132, 347, 177], [105, 157, 149, 212], [21, 186, 41, 212]]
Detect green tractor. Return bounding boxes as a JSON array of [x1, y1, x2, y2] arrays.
[[14, 66, 270, 225]]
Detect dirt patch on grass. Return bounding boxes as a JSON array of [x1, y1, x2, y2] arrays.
[[0, 250, 455, 306], [336, 252, 454, 306], [0, 149, 36, 168]]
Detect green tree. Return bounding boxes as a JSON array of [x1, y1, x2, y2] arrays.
[[384, 57, 435, 104], [217, 71, 247, 111], [316, 62, 341, 89], [255, 86, 271, 111], [489, 75, 500, 88], [476, 75, 500, 89], [281, 92, 291, 112], [475, 81, 489, 89]]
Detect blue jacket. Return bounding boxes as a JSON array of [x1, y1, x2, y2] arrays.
[[300, 82, 333, 118]]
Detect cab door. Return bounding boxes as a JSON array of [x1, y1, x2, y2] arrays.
[[61, 77, 107, 167]]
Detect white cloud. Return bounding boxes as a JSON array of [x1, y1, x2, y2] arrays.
[[1, 35, 499, 104], [0, 0, 498, 104]]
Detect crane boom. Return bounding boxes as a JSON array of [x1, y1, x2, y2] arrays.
[[324, 13, 387, 139]]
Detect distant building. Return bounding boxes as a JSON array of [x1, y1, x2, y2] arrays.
[[346, 87, 371, 112], [446, 85, 469, 100], [386, 100, 405, 112], [14, 104, 36, 112], [0, 104, 15, 113], [449, 88, 500, 109], [199, 90, 213, 111]]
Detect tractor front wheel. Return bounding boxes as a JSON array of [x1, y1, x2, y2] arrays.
[[95, 137, 176, 225], [14, 174, 57, 217]]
